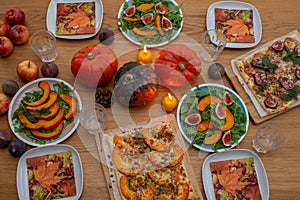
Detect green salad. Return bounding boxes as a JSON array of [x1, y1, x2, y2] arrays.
[[179, 86, 248, 152], [118, 0, 183, 46]]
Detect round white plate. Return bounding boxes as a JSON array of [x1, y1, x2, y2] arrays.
[[117, 0, 183, 48], [176, 83, 249, 152], [46, 0, 103, 39], [202, 149, 269, 200], [206, 1, 262, 48], [17, 144, 83, 200], [8, 78, 82, 147]]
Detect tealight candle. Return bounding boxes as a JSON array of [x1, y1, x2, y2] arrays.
[[137, 45, 152, 64], [161, 93, 178, 112]]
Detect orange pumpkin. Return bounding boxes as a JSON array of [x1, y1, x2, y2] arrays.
[[71, 44, 118, 87]]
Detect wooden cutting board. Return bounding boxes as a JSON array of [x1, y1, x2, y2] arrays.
[[95, 114, 205, 200]]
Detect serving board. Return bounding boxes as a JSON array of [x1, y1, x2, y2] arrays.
[[95, 114, 204, 200]]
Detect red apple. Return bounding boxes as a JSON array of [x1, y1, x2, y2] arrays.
[[0, 36, 14, 57], [9, 25, 29, 45], [17, 60, 39, 82], [0, 20, 11, 37], [0, 93, 10, 115], [4, 8, 25, 25]]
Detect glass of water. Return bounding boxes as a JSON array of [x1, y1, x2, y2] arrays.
[[252, 122, 284, 153], [200, 29, 227, 62], [30, 30, 58, 63]]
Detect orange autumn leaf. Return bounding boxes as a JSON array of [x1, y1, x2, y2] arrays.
[[217, 165, 245, 195], [66, 9, 91, 30], [224, 18, 249, 36], [33, 160, 62, 189]]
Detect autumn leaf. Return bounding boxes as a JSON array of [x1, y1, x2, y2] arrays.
[[33, 160, 62, 189], [224, 17, 249, 36], [217, 165, 245, 195], [65, 9, 91, 30]]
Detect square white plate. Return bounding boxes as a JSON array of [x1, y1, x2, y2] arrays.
[[202, 149, 269, 200], [206, 1, 262, 48], [17, 144, 83, 200], [46, 0, 103, 39]]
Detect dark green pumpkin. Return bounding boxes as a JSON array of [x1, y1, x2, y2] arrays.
[[113, 62, 159, 106]]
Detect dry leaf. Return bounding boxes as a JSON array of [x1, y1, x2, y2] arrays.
[[224, 18, 249, 36], [217, 165, 245, 195], [66, 9, 91, 31], [33, 160, 62, 189]]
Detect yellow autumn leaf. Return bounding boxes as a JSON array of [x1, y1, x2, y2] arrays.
[[65, 9, 91, 30], [224, 17, 249, 36]]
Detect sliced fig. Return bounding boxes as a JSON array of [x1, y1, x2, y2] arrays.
[[141, 13, 154, 25], [184, 113, 201, 125], [222, 130, 232, 147], [280, 77, 294, 90], [254, 72, 267, 86], [215, 103, 226, 119], [155, 2, 166, 14], [223, 91, 234, 105], [251, 53, 263, 67], [264, 95, 278, 108], [271, 41, 284, 51], [162, 16, 172, 31], [294, 44, 300, 57], [295, 69, 300, 79], [124, 5, 136, 17]]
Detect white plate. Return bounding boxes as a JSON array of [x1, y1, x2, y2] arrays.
[[17, 144, 83, 200], [46, 0, 103, 39], [117, 0, 183, 48], [202, 149, 269, 200], [206, 1, 262, 48], [176, 83, 249, 152], [8, 78, 82, 147]]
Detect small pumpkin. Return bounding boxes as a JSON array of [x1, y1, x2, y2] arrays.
[[71, 44, 118, 87], [154, 44, 202, 87], [113, 62, 159, 106]]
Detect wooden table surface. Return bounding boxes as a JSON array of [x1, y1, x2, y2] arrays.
[[1, 0, 300, 199]]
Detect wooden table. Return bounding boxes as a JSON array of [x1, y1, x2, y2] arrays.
[[1, 0, 300, 199]]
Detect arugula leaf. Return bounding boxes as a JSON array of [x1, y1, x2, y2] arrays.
[[54, 82, 71, 95], [32, 108, 51, 118]]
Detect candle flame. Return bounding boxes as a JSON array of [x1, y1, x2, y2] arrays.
[[143, 45, 147, 53], [167, 93, 173, 101]]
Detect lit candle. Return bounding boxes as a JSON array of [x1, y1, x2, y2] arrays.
[[161, 93, 178, 112], [137, 45, 152, 64]]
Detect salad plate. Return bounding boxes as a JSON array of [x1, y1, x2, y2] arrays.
[[8, 78, 82, 147], [202, 149, 269, 200], [117, 0, 183, 48], [17, 144, 83, 200], [46, 0, 103, 39], [206, 1, 262, 48], [176, 83, 249, 152]]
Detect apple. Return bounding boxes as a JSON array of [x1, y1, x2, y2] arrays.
[[17, 60, 39, 82], [9, 25, 29, 45], [4, 8, 25, 25], [0, 36, 14, 57], [0, 20, 11, 37], [0, 93, 10, 115]]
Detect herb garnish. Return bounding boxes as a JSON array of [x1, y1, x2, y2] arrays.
[[256, 82, 268, 95], [283, 44, 300, 64], [280, 85, 299, 101], [255, 57, 279, 72]]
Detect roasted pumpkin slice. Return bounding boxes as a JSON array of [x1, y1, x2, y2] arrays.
[[197, 120, 213, 132], [113, 147, 147, 176], [120, 174, 155, 200], [18, 111, 43, 130], [147, 144, 184, 168], [22, 81, 51, 106], [197, 95, 222, 111], [41, 108, 64, 130], [221, 108, 234, 131], [31, 121, 64, 139], [156, 181, 190, 200], [147, 165, 179, 186], [132, 27, 157, 36], [142, 122, 175, 152], [113, 131, 149, 155], [203, 130, 222, 145], [59, 94, 77, 121], [26, 92, 58, 111], [29, 102, 60, 120]]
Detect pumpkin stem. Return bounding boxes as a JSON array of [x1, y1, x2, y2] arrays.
[[125, 74, 133, 81], [178, 62, 186, 70], [87, 52, 95, 59]]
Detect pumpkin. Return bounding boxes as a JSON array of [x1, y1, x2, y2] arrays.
[[71, 44, 118, 87], [154, 44, 202, 87], [113, 62, 159, 106]]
